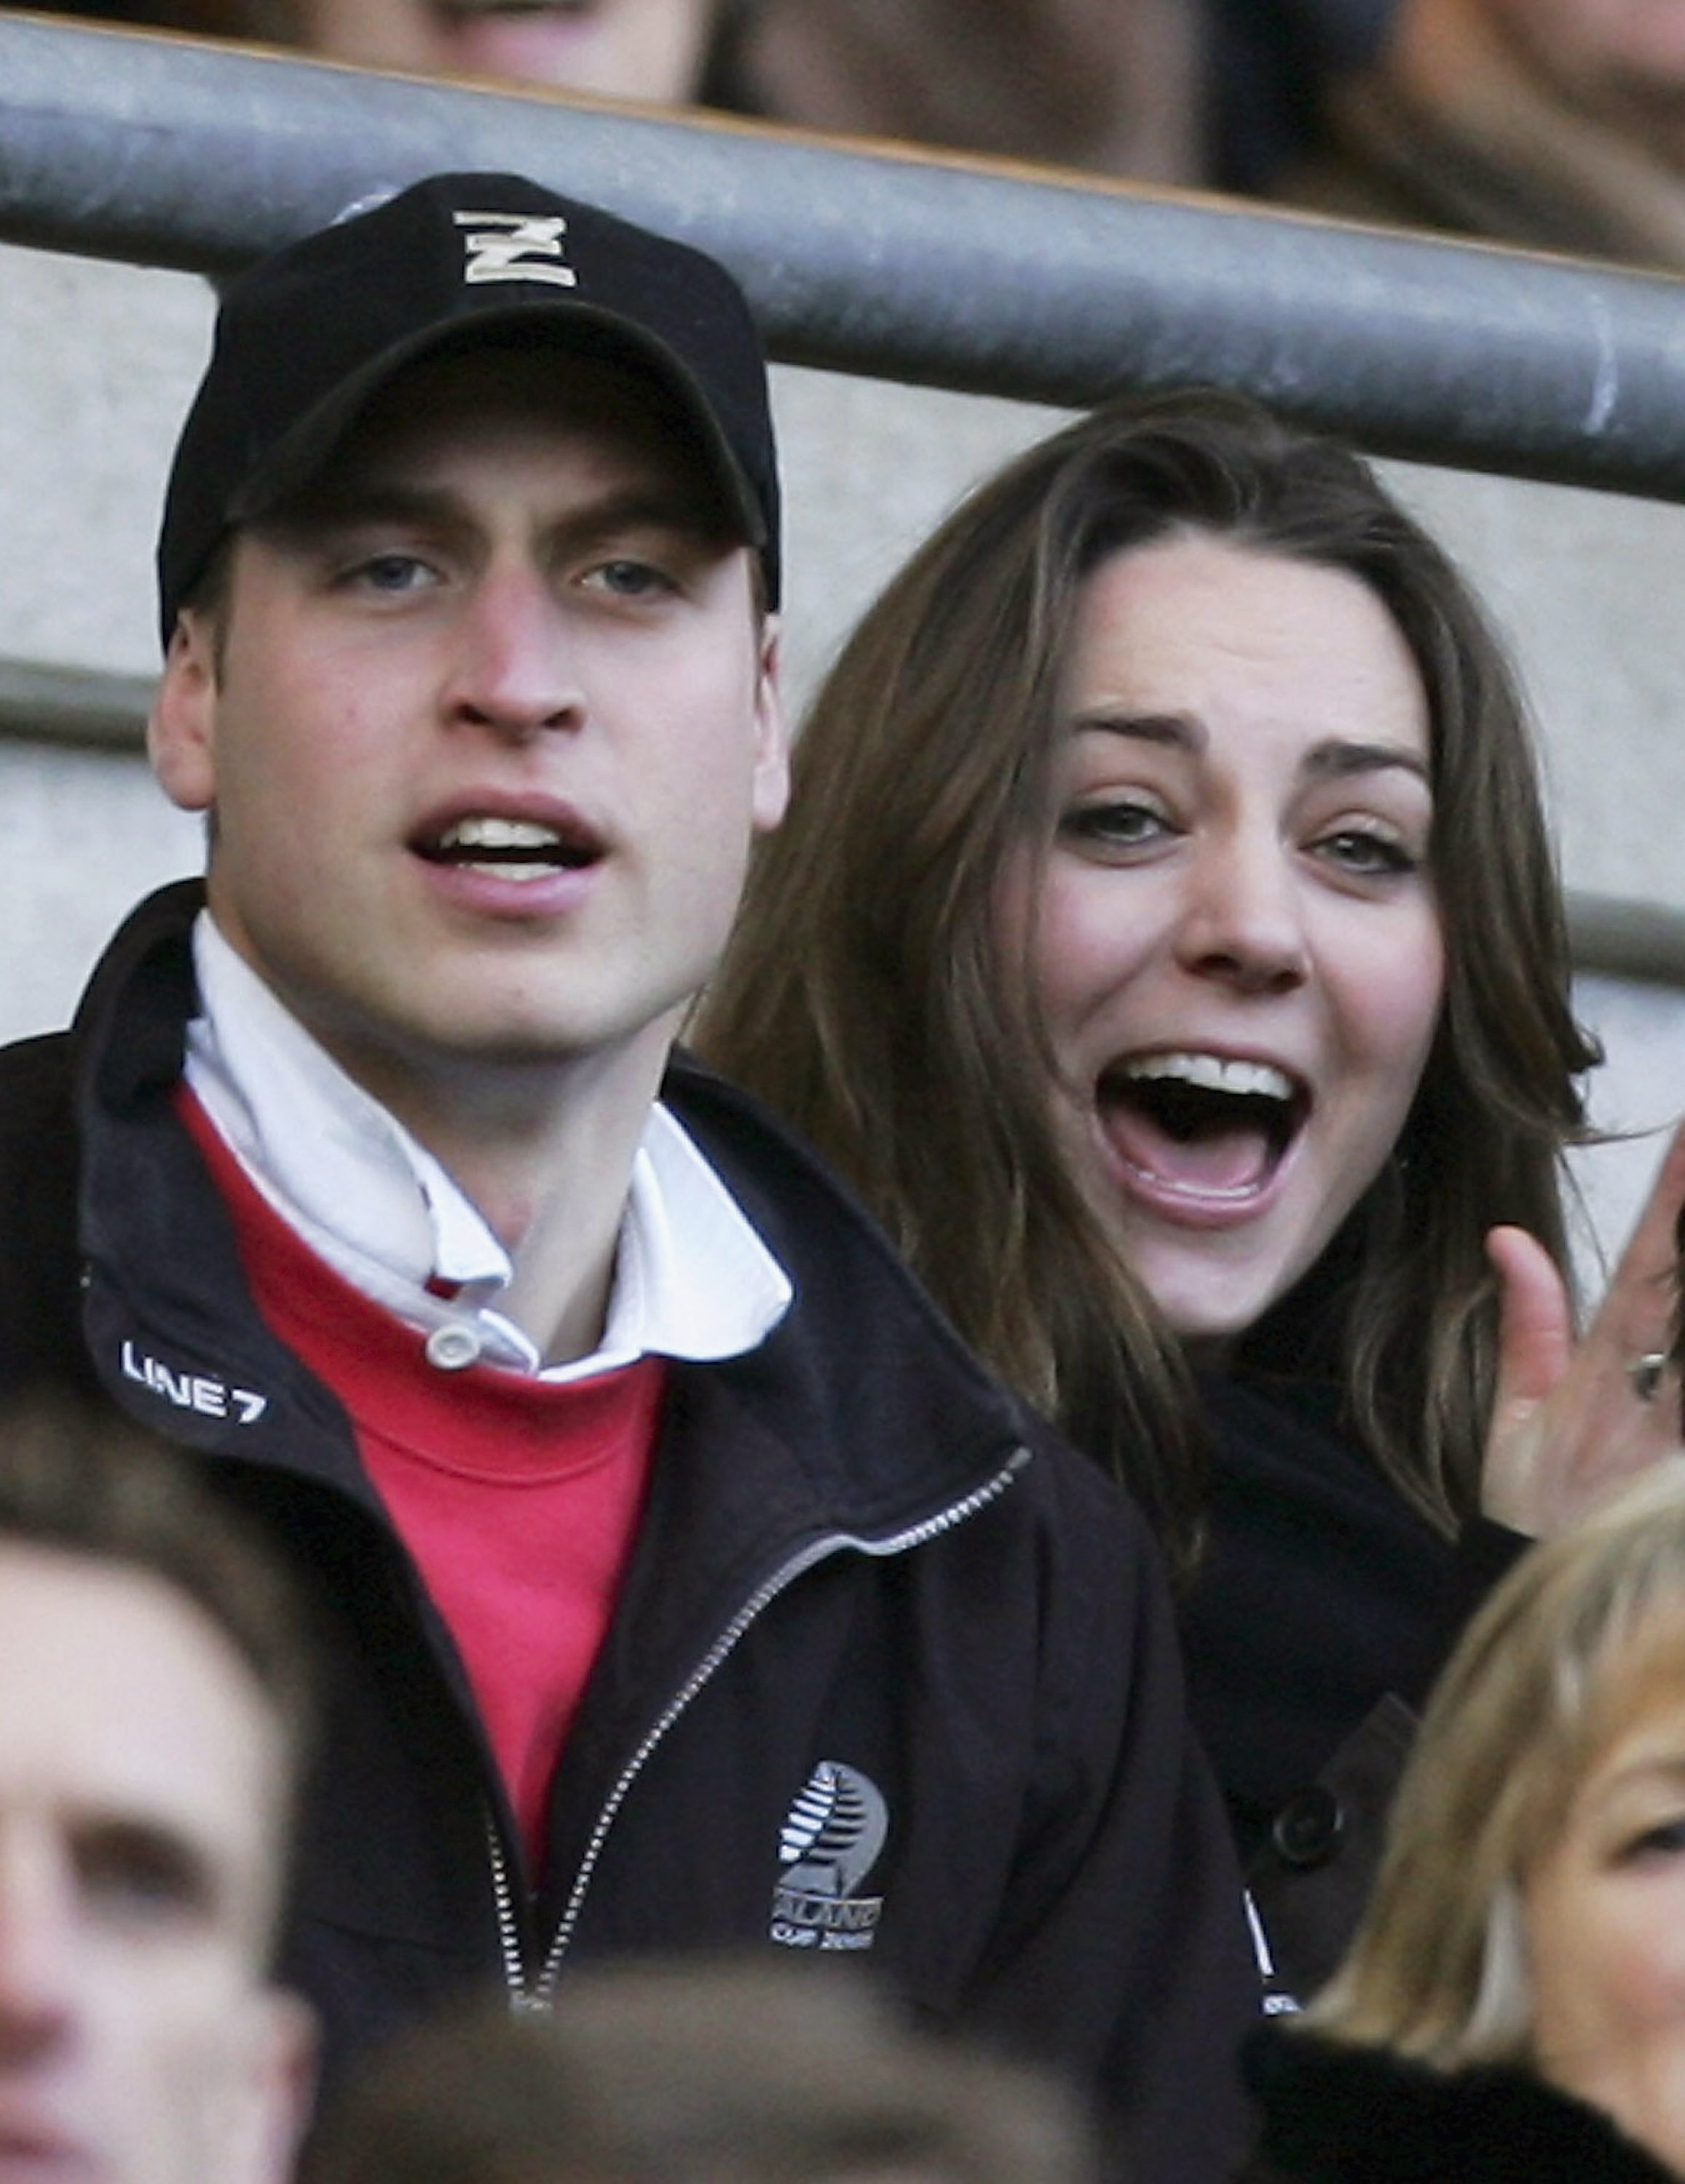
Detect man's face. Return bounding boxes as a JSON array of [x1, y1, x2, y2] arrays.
[[150, 348, 787, 1120], [0, 1544, 310, 2184]]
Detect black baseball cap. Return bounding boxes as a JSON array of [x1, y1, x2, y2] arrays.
[[156, 171, 781, 645]]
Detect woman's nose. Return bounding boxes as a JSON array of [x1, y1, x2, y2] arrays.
[[1173, 833, 1310, 997]]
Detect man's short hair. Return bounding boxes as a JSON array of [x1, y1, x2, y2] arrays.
[[300, 1956, 1096, 2184], [0, 1388, 315, 1820]]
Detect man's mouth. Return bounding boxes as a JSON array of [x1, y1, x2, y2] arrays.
[[1096, 1051, 1307, 1200], [414, 813, 601, 882]]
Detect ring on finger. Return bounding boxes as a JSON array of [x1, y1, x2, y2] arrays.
[[1630, 1352, 1670, 1404]]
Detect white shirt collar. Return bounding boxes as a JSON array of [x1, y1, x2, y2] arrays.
[[182, 914, 792, 1383]]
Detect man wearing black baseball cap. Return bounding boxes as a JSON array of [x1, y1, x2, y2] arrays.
[[0, 175, 1255, 2180]]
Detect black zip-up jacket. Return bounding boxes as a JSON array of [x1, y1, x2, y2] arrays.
[[1242, 2026, 1678, 2184], [0, 884, 1258, 2184]]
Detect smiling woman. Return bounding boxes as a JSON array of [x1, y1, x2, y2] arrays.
[[697, 390, 1685, 2001], [1002, 535, 1445, 1353]]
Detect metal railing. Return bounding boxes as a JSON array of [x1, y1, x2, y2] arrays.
[[4, 12, 1685, 984], [3, 12, 1685, 502]]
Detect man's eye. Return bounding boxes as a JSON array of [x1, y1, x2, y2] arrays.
[[583, 559, 673, 600], [347, 553, 437, 596], [76, 1824, 213, 1926]]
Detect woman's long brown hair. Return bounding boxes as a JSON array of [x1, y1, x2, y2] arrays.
[[700, 392, 1594, 1572]]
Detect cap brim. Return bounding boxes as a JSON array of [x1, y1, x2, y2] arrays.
[[229, 299, 768, 560]]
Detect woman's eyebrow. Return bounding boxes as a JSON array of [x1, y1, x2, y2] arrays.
[[1301, 739, 1431, 785], [1073, 711, 1205, 752], [1590, 1752, 1685, 1802]]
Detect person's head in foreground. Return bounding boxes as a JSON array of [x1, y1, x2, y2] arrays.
[[1255, 1458, 1685, 2178], [0, 1390, 315, 2184], [149, 170, 786, 1217], [300, 1955, 1094, 2184], [699, 389, 1590, 1562]]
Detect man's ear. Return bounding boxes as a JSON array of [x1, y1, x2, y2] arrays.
[[224, 1987, 318, 2184], [751, 614, 790, 834], [148, 612, 221, 815]]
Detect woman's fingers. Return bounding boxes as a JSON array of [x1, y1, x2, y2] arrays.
[[1590, 1117, 1685, 1369], [1483, 1224, 1573, 1534], [1480, 1124, 1685, 1539], [1488, 1222, 1572, 1417]]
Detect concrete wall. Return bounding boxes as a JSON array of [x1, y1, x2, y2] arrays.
[[4, 238, 1684, 1279]]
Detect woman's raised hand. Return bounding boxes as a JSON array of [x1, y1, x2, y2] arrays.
[[1482, 1118, 1685, 1538]]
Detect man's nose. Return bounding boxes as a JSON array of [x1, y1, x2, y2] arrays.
[[443, 564, 585, 741], [0, 1825, 77, 2062]]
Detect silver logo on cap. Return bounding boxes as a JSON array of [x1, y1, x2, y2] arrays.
[[453, 210, 578, 290]]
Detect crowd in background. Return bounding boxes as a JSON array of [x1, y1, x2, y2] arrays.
[[17, 0, 1685, 273], [5, 7, 1685, 2180]]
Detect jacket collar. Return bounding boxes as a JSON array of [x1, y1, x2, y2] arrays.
[[71, 884, 1035, 1537], [1247, 2025, 1678, 2183]]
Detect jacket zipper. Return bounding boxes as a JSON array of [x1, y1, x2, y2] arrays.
[[487, 1447, 1030, 2011]]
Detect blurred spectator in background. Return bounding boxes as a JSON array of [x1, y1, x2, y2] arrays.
[[9, 0, 1408, 197], [5, 0, 739, 105], [0, 1394, 316, 2184], [301, 1958, 1097, 2184], [292, 0, 741, 106], [1209, 0, 1400, 190], [727, 0, 1206, 188], [1285, 0, 1685, 269]]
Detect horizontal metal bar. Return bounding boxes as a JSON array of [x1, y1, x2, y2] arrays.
[[5, 17, 1685, 501], [0, 660, 157, 751], [1567, 894, 1685, 989]]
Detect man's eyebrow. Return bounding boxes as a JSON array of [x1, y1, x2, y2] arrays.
[[261, 478, 733, 549], [551, 484, 736, 547], [256, 480, 455, 540]]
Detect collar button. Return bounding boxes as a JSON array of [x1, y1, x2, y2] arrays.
[[425, 1321, 482, 1372]]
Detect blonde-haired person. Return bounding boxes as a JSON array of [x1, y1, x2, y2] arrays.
[[1248, 1455, 1685, 2181], [698, 389, 1685, 2001]]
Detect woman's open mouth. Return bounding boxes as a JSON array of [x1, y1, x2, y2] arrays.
[[1094, 1050, 1308, 1213]]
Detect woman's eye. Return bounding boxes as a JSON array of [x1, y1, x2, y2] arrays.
[[1312, 827, 1419, 879], [1059, 799, 1172, 852], [1622, 1816, 1685, 1863]]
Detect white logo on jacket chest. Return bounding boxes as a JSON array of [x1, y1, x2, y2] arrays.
[[770, 1761, 888, 1952], [120, 1340, 268, 1425]]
